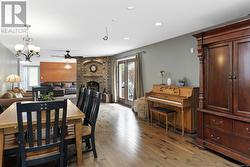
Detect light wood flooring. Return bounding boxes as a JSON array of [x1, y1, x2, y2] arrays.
[[66, 103, 241, 167]]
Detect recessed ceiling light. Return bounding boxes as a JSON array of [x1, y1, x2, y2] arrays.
[[123, 37, 129, 40], [155, 22, 163, 26], [127, 6, 135, 10]]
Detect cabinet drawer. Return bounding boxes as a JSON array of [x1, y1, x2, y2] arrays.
[[204, 128, 231, 148], [231, 136, 250, 157], [234, 121, 250, 138], [205, 114, 232, 132]]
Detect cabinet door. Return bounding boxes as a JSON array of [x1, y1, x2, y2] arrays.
[[233, 38, 250, 117], [205, 42, 232, 113]]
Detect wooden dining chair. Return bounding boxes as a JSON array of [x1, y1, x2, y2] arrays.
[[16, 100, 67, 167], [65, 91, 101, 163], [82, 89, 95, 125], [67, 89, 94, 149], [0, 104, 4, 114], [76, 86, 87, 111], [4, 134, 19, 166]]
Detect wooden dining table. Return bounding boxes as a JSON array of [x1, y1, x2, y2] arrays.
[[0, 99, 84, 167]]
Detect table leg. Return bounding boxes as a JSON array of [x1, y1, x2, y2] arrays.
[[181, 108, 184, 136], [75, 120, 83, 166], [0, 130, 4, 167], [150, 110, 152, 124]]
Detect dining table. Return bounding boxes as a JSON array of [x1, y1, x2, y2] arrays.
[[0, 99, 84, 167]]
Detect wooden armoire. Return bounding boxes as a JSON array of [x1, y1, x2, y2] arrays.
[[194, 18, 250, 165]]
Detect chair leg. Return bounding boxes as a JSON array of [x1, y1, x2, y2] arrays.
[[150, 111, 153, 124], [63, 145, 68, 167], [13, 151, 20, 167], [158, 113, 160, 125], [91, 136, 97, 158], [86, 138, 91, 149], [174, 113, 176, 132], [166, 115, 168, 134], [59, 156, 64, 167]]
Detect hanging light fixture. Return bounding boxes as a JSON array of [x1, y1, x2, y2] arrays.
[[64, 59, 72, 70], [15, 24, 40, 61], [64, 64, 72, 70]]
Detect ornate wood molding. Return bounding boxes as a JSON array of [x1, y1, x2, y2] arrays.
[[198, 47, 205, 109]]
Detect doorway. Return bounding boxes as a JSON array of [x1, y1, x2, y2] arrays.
[[118, 59, 135, 106]]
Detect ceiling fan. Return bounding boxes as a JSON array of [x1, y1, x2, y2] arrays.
[[50, 50, 84, 59]]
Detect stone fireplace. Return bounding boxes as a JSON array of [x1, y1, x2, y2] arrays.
[[77, 56, 112, 94]]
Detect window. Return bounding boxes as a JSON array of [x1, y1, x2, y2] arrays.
[[28, 67, 39, 86], [20, 66, 40, 90], [117, 58, 135, 106]]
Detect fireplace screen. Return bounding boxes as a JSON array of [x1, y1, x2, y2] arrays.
[[87, 81, 100, 92]]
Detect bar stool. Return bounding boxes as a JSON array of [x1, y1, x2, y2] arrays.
[[150, 107, 176, 133]]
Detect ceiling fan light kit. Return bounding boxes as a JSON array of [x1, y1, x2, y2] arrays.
[[64, 64, 72, 70]]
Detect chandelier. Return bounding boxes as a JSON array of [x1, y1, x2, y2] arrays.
[[15, 24, 40, 62]]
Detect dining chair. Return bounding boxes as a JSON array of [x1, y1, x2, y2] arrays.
[[82, 89, 95, 125], [32, 86, 54, 101], [76, 86, 86, 111], [67, 89, 94, 150], [4, 134, 19, 166], [16, 100, 67, 167], [0, 104, 4, 114], [64, 91, 101, 163]]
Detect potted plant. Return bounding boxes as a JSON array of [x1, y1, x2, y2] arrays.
[[178, 77, 187, 87], [39, 92, 55, 101]]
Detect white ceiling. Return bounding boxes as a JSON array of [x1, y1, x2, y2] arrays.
[[0, 0, 250, 62]]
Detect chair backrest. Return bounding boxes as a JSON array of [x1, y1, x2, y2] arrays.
[[88, 91, 101, 133], [16, 100, 67, 166], [76, 86, 86, 110], [32, 86, 54, 101], [0, 104, 4, 114], [82, 89, 95, 125]]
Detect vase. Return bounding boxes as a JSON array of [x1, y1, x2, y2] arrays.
[[167, 78, 171, 86]]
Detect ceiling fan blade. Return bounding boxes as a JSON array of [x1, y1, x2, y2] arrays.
[[46, 49, 81, 52], [50, 55, 65, 58], [71, 56, 84, 58]]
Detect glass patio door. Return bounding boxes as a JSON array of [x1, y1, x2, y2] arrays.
[[118, 59, 135, 106]]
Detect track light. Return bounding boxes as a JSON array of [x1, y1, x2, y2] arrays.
[[102, 27, 109, 41], [103, 36, 108, 40]]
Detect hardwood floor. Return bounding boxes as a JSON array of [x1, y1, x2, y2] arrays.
[[66, 103, 241, 167]]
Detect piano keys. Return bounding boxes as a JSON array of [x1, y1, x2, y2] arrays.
[[146, 84, 199, 135]]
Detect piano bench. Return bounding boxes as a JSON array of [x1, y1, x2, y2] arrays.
[[150, 107, 176, 134]]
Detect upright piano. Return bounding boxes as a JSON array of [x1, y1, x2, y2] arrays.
[[146, 84, 199, 135]]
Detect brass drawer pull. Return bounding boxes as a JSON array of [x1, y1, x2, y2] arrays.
[[246, 128, 250, 134], [211, 119, 223, 126], [210, 134, 220, 141]]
